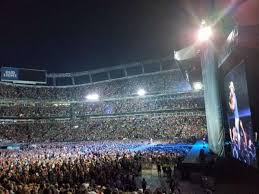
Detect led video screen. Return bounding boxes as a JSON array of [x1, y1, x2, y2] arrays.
[[224, 62, 256, 166], [1, 67, 46, 84]]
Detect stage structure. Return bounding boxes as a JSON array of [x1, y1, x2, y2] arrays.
[[175, 34, 224, 156], [201, 42, 224, 156], [175, 0, 259, 158], [218, 24, 259, 167], [175, 0, 225, 156]]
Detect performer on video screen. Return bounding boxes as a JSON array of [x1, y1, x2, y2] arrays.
[[229, 81, 241, 148], [229, 126, 239, 159]]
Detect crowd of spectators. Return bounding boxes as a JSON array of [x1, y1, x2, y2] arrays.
[[0, 93, 204, 118], [0, 68, 209, 193], [0, 104, 70, 118], [0, 141, 188, 194], [74, 95, 204, 117], [0, 71, 190, 101], [0, 69, 206, 145], [0, 114, 206, 143]]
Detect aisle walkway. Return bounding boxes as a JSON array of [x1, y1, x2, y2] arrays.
[[136, 164, 205, 193], [136, 164, 169, 192]]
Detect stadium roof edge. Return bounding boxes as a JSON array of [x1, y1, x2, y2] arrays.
[[46, 55, 175, 78], [0, 69, 181, 88]]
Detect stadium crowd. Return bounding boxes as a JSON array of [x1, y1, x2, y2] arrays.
[[0, 71, 189, 101], [0, 68, 209, 193], [0, 104, 70, 118], [0, 69, 206, 145], [0, 114, 206, 143], [0, 94, 204, 118], [74, 96, 204, 117], [0, 141, 188, 194]]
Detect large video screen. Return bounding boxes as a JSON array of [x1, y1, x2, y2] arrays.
[[1, 67, 46, 84], [224, 62, 256, 166]]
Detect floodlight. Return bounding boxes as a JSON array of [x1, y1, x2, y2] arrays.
[[201, 19, 206, 25], [193, 82, 203, 90], [137, 89, 146, 96], [86, 93, 99, 101], [198, 25, 213, 42]]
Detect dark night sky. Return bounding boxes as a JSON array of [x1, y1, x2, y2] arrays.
[[0, 0, 194, 73]]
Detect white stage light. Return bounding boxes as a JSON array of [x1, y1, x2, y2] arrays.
[[86, 93, 99, 101], [198, 25, 212, 42], [137, 89, 146, 96], [193, 82, 203, 90]]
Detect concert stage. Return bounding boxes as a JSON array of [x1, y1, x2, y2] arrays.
[[183, 140, 209, 164]]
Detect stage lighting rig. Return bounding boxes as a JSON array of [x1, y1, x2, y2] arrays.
[[197, 20, 213, 42]]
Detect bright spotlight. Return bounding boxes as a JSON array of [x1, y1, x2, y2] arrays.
[[86, 93, 99, 101], [193, 82, 203, 90], [137, 89, 146, 96], [198, 25, 212, 42]]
